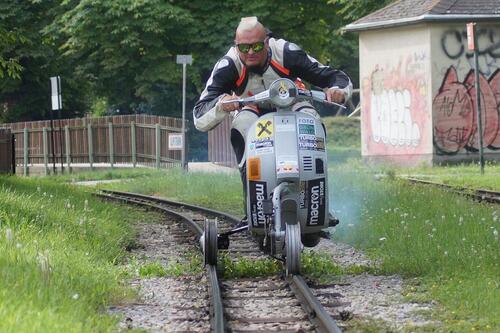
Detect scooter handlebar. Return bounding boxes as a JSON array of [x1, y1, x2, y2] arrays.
[[221, 86, 346, 109]]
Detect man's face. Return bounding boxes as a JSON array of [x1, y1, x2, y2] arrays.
[[235, 27, 268, 69]]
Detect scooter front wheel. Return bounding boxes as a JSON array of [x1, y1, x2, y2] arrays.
[[285, 222, 301, 275]]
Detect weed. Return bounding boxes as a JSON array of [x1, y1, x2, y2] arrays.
[[138, 262, 167, 277]]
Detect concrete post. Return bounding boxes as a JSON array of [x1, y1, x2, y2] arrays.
[[87, 123, 93, 170], [156, 123, 161, 169], [108, 122, 114, 169], [131, 121, 137, 167], [23, 127, 28, 176], [65, 125, 71, 172], [43, 127, 48, 175]]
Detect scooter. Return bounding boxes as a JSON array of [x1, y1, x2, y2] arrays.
[[203, 78, 343, 275]]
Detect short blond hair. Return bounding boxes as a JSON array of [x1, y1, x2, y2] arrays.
[[236, 16, 264, 35]]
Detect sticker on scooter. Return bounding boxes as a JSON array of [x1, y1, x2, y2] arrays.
[[276, 159, 299, 174], [306, 178, 326, 226], [256, 120, 273, 139], [297, 118, 316, 136], [299, 137, 325, 151], [249, 181, 267, 228], [278, 80, 290, 99]]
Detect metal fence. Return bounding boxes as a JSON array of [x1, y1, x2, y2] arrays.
[[0, 114, 183, 175]]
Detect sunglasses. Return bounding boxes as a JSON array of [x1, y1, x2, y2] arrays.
[[236, 41, 265, 54]]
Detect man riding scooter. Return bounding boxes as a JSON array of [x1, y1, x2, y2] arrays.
[[193, 16, 352, 226]]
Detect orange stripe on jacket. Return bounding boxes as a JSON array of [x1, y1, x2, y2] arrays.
[[270, 59, 290, 76], [236, 66, 247, 87]]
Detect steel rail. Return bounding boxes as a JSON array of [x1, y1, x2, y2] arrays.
[[100, 190, 342, 333], [405, 177, 500, 204], [288, 275, 342, 333], [96, 191, 225, 333]]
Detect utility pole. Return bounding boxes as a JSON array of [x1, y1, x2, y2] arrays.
[[467, 23, 485, 174], [176, 55, 192, 170], [50, 76, 62, 174]]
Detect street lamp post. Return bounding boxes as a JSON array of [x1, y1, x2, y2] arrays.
[[176, 55, 192, 170]]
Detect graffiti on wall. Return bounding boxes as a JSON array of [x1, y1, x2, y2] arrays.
[[441, 28, 500, 77], [433, 67, 500, 154], [362, 53, 431, 155]]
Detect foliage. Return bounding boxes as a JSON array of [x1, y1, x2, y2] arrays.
[[1, 0, 393, 125], [0, 175, 139, 332], [0, 27, 24, 79]]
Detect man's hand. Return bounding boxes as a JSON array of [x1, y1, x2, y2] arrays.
[[325, 87, 346, 104], [219, 94, 240, 112]]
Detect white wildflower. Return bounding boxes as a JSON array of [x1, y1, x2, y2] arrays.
[[72, 293, 79, 300], [379, 237, 387, 241], [37, 251, 51, 275], [5, 228, 12, 241]]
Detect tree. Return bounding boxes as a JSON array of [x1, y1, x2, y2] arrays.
[[0, 0, 90, 123]]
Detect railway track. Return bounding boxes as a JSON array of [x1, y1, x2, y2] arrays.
[[405, 177, 500, 204], [98, 189, 343, 333]]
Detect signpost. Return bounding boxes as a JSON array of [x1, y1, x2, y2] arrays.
[[467, 23, 485, 174], [168, 133, 184, 150], [176, 55, 192, 170], [50, 76, 62, 174]]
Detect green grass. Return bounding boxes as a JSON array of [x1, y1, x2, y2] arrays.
[[51, 167, 157, 183], [330, 161, 500, 331], [100, 168, 244, 216], [0, 175, 139, 333], [323, 116, 361, 163], [395, 161, 500, 191]]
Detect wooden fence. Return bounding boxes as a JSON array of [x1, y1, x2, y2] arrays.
[[0, 129, 14, 174], [0, 114, 183, 175]]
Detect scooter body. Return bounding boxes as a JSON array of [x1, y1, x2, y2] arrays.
[[246, 110, 329, 243]]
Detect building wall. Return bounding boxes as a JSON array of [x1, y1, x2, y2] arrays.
[[430, 22, 500, 160], [359, 24, 434, 163]]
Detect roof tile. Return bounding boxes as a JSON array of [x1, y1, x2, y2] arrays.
[[348, 0, 500, 29]]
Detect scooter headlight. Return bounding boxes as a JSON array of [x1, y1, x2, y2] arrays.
[[269, 78, 297, 108]]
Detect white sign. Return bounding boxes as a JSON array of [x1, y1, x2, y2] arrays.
[[176, 54, 193, 64], [50, 76, 62, 110], [466, 22, 475, 51], [168, 133, 184, 150]]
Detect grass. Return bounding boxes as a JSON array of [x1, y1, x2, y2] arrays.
[[323, 116, 361, 163], [99, 168, 244, 216], [394, 161, 500, 191], [0, 175, 140, 333], [330, 161, 500, 331]]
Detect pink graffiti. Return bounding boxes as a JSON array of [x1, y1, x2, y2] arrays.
[[433, 66, 500, 154]]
